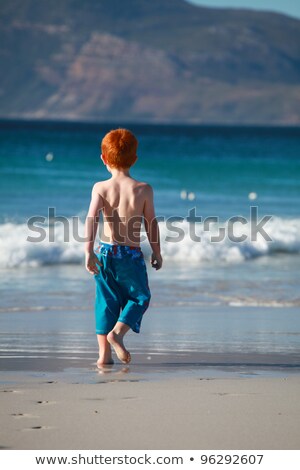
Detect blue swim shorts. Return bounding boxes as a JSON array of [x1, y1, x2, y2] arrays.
[[93, 242, 151, 335]]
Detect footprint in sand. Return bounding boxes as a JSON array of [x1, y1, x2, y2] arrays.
[[84, 398, 105, 401], [36, 400, 57, 405], [22, 426, 55, 432], [11, 413, 39, 419]]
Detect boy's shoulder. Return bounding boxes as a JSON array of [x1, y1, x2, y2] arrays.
[[132, 179, 152, 190], [91, 179, 114, 195], [132, 180, 153, 198], [92, 179, 110, 190]]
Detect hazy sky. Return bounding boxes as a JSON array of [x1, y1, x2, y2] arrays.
[[187, 0, 300, 19]]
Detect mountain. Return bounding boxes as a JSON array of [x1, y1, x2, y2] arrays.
[[0, 0, 300, 124]]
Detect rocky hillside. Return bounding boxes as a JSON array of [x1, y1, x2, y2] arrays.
[[0, 0, 300, 124]]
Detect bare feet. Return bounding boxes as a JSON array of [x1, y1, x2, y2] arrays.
[[96, 357, 114, 368], [107, 331, 131, 364]]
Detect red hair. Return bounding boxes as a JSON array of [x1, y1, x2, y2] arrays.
[[101, 128, 138, 169]]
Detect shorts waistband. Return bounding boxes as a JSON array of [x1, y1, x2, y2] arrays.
[[95, 242, 142, 258], [99, 241, 141, 251]]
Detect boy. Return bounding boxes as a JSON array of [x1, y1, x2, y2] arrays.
[[84, 128, 162, 367]]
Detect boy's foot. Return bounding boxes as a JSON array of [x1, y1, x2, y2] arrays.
[[107, 331, 131, 364], [96, 357, 114, 368]]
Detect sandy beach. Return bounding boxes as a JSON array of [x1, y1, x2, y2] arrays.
[[1, 372, 300, 450]]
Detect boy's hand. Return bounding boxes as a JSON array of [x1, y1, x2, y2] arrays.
[[151, 253, 163, 270], [85, 252, 102, 275]]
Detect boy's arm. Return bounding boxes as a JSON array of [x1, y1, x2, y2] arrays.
[[143, 185, 162, 270], [84, 184, 103, 274]]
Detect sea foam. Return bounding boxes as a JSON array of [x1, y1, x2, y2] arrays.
[[0, 216, 299, 269]]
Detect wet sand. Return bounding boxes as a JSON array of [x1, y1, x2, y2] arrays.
[[1, 303, 300, 450], [1, 370, 300, 450]]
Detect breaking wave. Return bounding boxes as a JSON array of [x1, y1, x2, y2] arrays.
[[0, 216, 300, 268]]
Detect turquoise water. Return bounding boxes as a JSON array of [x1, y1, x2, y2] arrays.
[[1, 121, 300, 222], [1, 120, 300, 266], [0, 120, 300, 372]]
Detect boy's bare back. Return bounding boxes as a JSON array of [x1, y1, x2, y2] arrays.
[[93, 175, 154, 246]]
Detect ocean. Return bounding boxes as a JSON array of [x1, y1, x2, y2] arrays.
[[0, 119, 300, 378]]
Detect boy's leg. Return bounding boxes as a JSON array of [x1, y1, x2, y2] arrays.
[[107, 251, 151, 364], [97, 334, 114, 367], [94, 253, 121, 366], [107, 321, 131, 364]]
